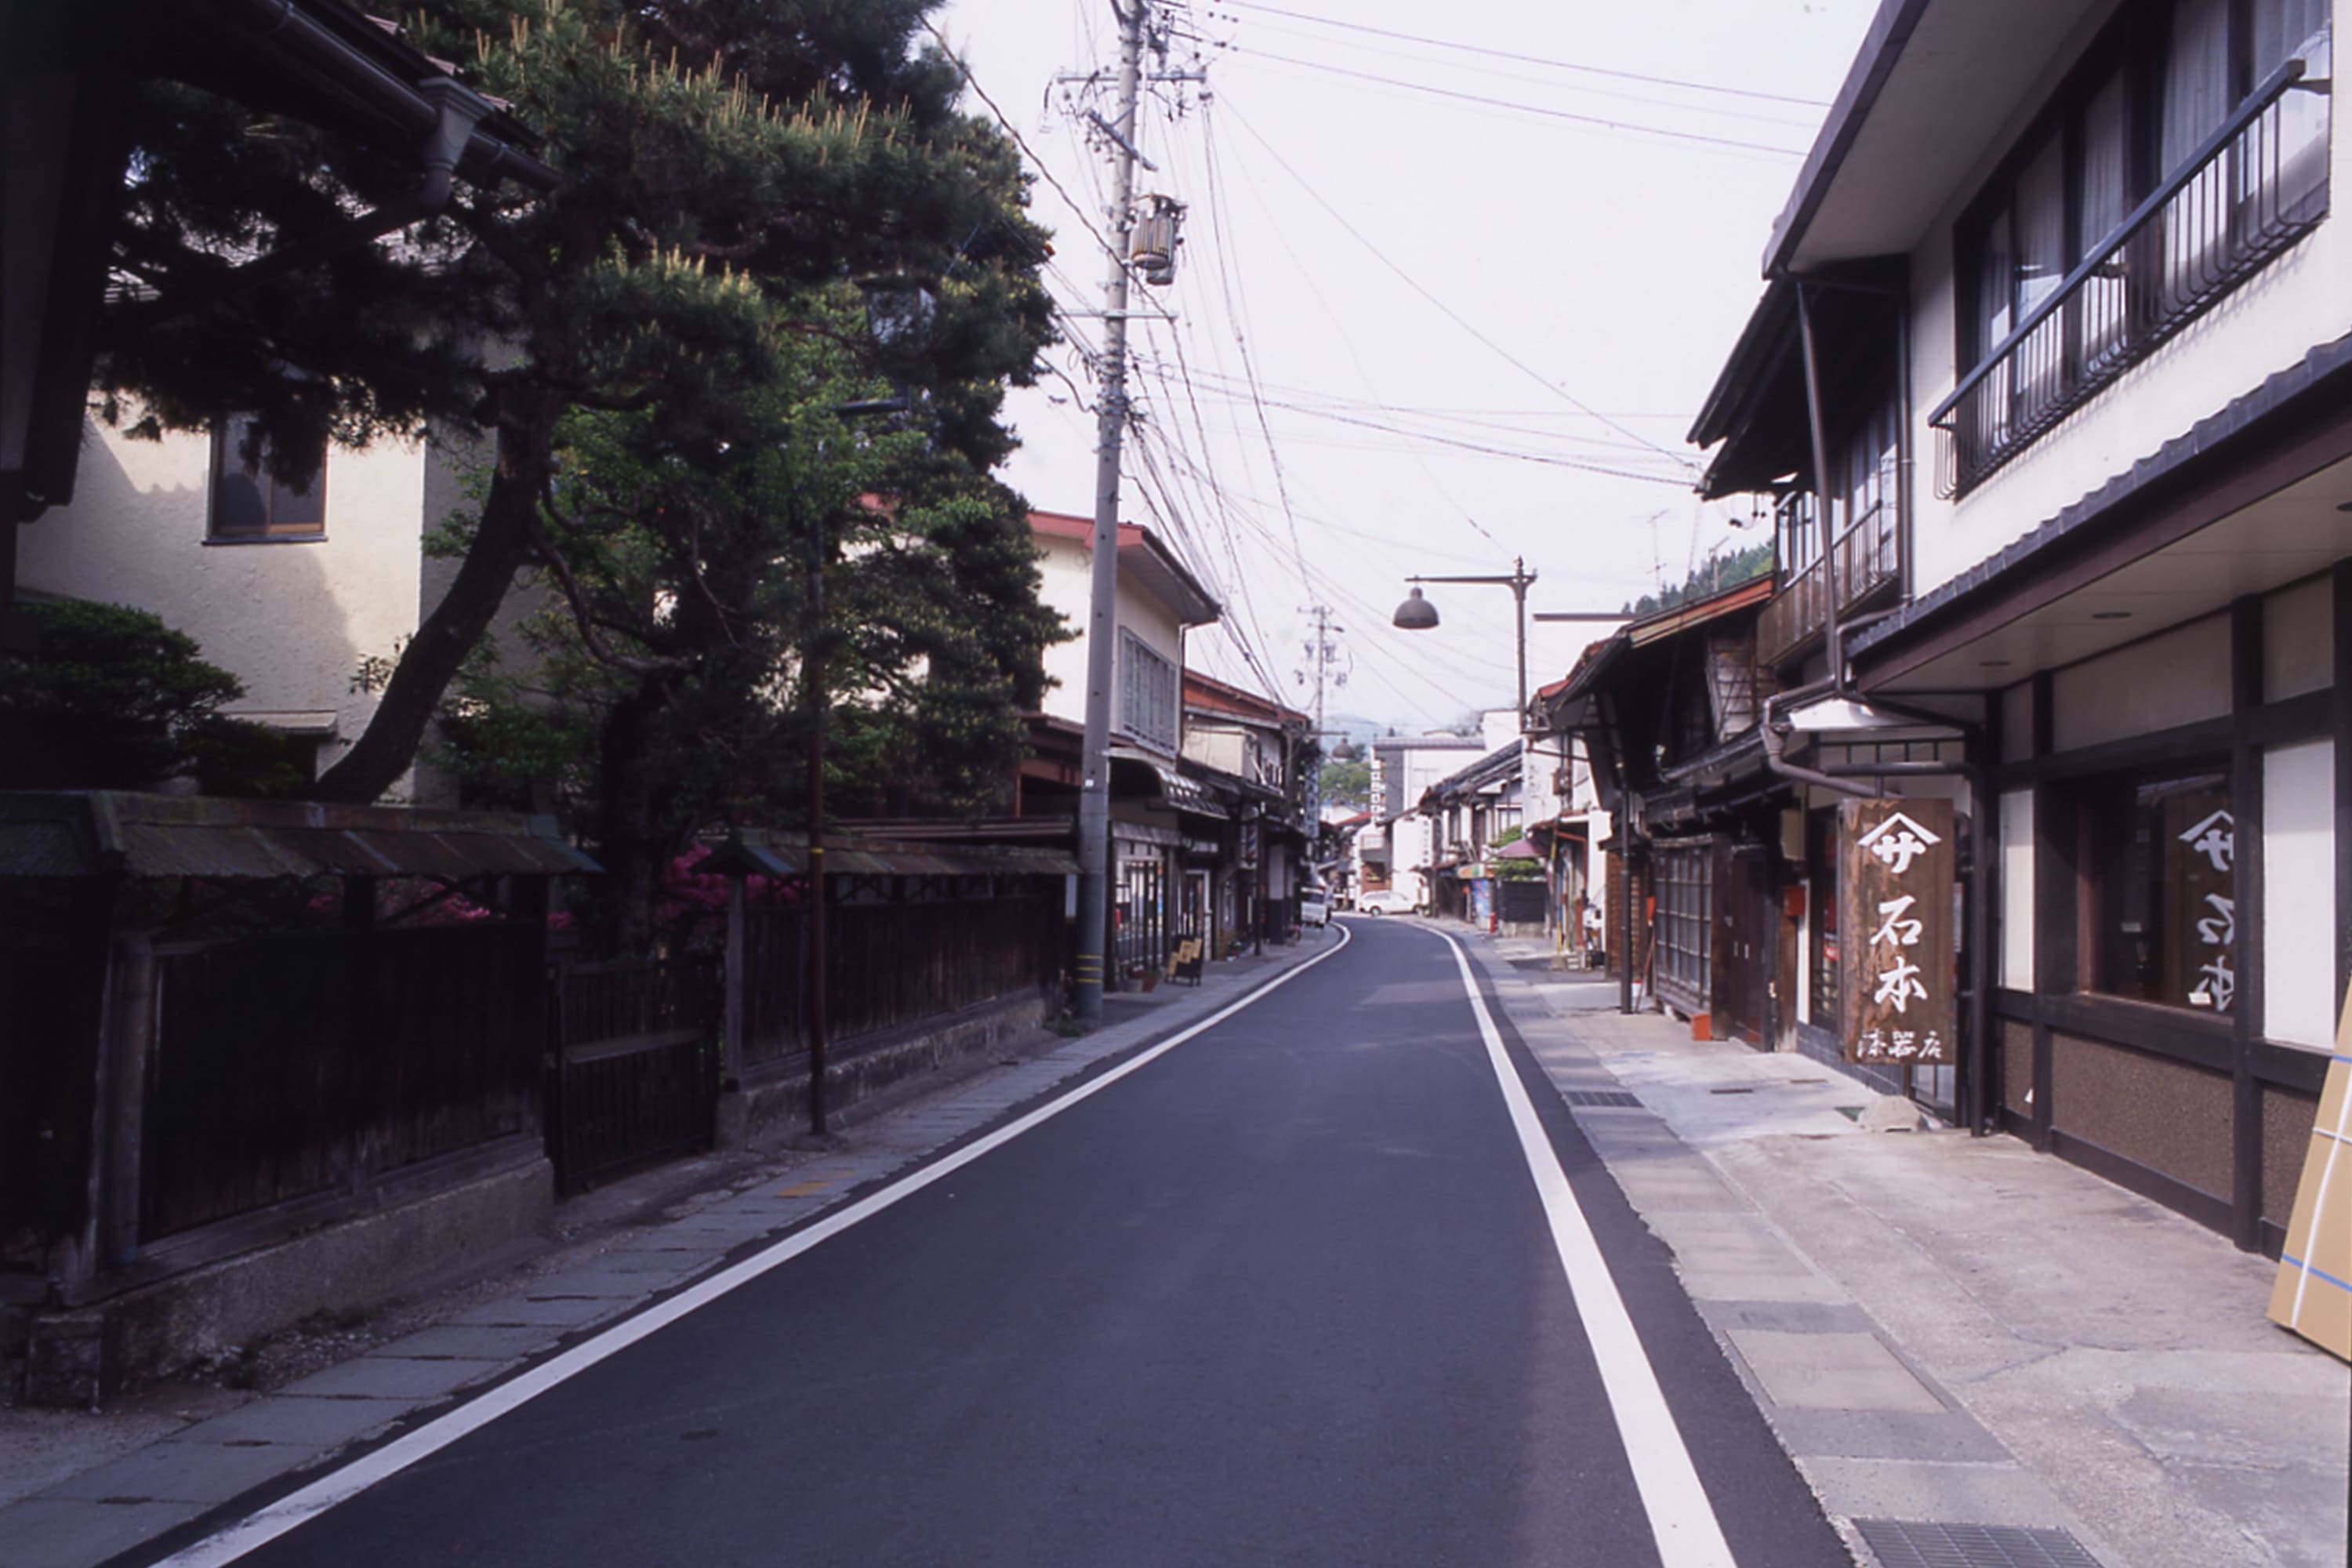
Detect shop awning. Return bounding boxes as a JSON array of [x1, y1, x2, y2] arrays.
[[0, 791, 600, 880], [702, 830, 1077, 880], [1109, 748, 1231, 818]]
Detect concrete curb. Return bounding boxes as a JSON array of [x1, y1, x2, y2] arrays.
[[0, 931, 1342, 1568], [1455, 925, 2350, 1568]]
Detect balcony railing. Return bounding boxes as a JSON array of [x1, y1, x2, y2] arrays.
[[1758, 494, 1902, 666], [1931, 59, 2330, 498]]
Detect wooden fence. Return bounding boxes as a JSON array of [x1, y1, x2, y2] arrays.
[[141, 924, 544, 1241], [548, 956, 720, 1195], [740, 885, 1062, 1070], [122, 877, 1063, 1225]]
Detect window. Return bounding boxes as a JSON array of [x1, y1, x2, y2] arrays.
[[1117, 630, 1178, 752], [1944, 0, 2332, 492], [1809, 808, 1841, 1029], [1655, 843, 1713, 1005], [2078, 764, 2238, 1013], [1769, 387, 1900, 652], [1115, 854, 1166, 974], [210, 416, 327, 540], [1964, 0, 2331, 370]]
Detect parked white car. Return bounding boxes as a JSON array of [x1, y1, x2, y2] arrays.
[[1355, 889, 1417, 916], [1299, 889, 1332, 927]]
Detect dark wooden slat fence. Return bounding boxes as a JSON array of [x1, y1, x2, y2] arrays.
[[548, 956, 720, 1194], [142, 924, 543, 1241]]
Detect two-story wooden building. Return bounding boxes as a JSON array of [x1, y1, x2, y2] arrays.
[[1682, 0, 2343, 1256]]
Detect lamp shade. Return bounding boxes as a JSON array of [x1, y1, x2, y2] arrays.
[[1392, 586, 1440, 630], [855, 274, 938, 352]]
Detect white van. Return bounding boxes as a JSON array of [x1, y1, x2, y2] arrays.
[[1299, 888, 1332, 927]]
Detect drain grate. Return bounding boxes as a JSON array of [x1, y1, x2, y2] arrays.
[[1853, 1519, 2103, 1568], [1563, 1089, 1642, 1108]]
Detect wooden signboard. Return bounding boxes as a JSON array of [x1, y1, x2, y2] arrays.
[[2267, 986, 2352, 1360], [1839, 798, 1956, 1066]]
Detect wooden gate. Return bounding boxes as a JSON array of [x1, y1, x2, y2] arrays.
[[549, 956, 720, 1195]]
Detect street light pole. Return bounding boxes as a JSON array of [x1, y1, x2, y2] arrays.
[[804, 506, 830, 1135], [1073, 0, 1149, 1024], [1393, 557, 1537, 731]]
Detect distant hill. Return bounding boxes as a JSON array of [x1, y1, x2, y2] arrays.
[[1621, 543, 1773, 618], [1317, 713, 1389, 751]]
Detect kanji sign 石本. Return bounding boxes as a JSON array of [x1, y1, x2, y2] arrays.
[[1840, 798, 1956, 1066]]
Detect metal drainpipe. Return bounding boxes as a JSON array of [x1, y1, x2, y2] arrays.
[[1788, 278, 1996, 1135], [1798, 285, 1847, 688]]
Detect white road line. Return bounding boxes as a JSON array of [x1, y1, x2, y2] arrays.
[[1439, 931, 1737, 1568], [160, 926, 1355, 1567]]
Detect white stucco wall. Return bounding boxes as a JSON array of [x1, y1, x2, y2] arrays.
[[1388, 816, 1434, 908], [17, 417, 430, 784], [2049, 613, 2234, 751], [2264, 572, 2336, 699], [1032, 531, 1189, 740], [2000, 789, 2038, 990], [2263, 736, 2337, 1047], [1902, 0, 2350, 601]]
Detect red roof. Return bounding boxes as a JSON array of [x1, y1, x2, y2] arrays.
[[1025, 510, 1220, 627], [1184, 667, 1307, 727], [1028, 509, 1146, 550]]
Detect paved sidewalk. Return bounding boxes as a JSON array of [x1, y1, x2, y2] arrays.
[[0, 929, 1342, 1568], [1461, 924, 2350, 1568]]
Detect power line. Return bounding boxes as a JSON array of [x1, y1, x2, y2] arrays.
[[1196, 99, 1312, 583], [1220, 100, 1704, 474], [1210, 2, 1834, 108], [1218, 15, 1822, 132], [922, 18, 1153, 292], [1224, 49, 1813, 157]]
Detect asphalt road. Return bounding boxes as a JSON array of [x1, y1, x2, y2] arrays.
[[157, 917, 1846, 1567]]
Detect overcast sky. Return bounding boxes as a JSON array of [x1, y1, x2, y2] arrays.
[[928, 0, 1878, 735]]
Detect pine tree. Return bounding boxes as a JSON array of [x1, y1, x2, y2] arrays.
[[91, 0, 1058, 810]]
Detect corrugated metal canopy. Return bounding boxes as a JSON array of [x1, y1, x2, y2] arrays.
[[1109, 750, 1233, 819], [717, 830, 1077, 879], [0, 792, 599, 879]]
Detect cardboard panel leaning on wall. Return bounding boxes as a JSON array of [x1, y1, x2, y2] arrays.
[[2267, 992, 2352, 1361]]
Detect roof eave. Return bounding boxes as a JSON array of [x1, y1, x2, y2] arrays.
[[1761, 0, 1933, 278]]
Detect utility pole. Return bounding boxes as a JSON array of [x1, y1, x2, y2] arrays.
[[1298, 603, 1342, 739], [1071, 0, 1149, 1024]]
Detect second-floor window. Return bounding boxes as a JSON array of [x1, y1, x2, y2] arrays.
[[1118, 631, 1178, 753], [1944, 0, 2331, 493], [210, 416, 327, 541]]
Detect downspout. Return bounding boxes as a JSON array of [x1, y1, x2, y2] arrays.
[[1787, 276, 1995, 1134], [1797, 283, 1847, 689]]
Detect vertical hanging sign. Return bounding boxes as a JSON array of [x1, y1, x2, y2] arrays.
[[1840, 798, 1957, 1065]]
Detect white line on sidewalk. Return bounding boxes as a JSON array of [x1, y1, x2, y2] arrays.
[[1438, 931, 1737, 1568], [160, 927, 1355, 1568]]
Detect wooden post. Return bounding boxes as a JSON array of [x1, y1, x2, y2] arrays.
[[724, 872, 746, 1090], [98, 930, 154, 1269]]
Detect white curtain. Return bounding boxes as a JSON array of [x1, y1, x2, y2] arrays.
[[2163, 0, 2232, 297], [2252, 0, 2328, 75], [2013, 139, 2067, 407], [2163, 0, 2233, 171], [2079, 72, 2132, 365], [2252, 0, 2332, 220]]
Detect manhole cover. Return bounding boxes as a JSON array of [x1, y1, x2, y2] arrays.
[[1563, 1090, 1641, 1107], [1853, 1519, 2103, 1568]]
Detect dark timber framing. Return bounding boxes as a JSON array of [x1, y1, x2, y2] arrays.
[[1988, 587, 2339, 1254]]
